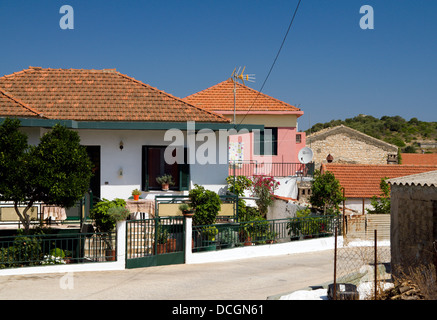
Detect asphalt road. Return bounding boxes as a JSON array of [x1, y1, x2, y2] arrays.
[[0, 250, 334, 300]]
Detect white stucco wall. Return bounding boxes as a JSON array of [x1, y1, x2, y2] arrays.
[[79, 129, 229, 199], [22, 127, 229, 200], [344, 198, 373, 214]]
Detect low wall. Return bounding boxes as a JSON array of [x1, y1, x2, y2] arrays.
[[1, 218, 346, 276], [184, 216, 339, 265], [186, 236, 339, 265], [0, 221, 126, 277]]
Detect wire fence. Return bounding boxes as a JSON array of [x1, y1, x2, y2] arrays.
[[333, 229, 391, 300]]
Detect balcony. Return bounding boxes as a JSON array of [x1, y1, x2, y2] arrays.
[[228, 160, 315, 178]]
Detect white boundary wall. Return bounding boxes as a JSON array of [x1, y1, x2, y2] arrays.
[[1, 219, 381, 276], [184, 216, 341, 265], [0, 221, 126, 277]]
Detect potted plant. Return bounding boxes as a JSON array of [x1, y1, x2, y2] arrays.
[[132, 188, 141, 201], [155, 224, 176, 254], [156, 174, 175, 191], [89, 198, 128, 261], [179, 203, 195, 217]]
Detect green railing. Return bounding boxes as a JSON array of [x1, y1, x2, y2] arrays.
[[0, 230, 117, 269], [286, 215, 340, 240], [192, 215, 341, 252], [126, 217, 185, 259]]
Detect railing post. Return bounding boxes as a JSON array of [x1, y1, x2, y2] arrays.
[[333, 226, 338, 300], [184, 214, 193, 264], [374, 229, 378, 300], [116, 220, 126, 268]]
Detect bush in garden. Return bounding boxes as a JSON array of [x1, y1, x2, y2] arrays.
[[250, 175, 279, 218], [90, 198, 127, 232], [226, 175, 253, 220], [189, 184, 221, 226]]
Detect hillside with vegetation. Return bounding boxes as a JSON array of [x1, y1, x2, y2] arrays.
[[305, 115, 437, 153]]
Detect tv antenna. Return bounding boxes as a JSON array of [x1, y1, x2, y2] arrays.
[[231, 67, 255, 124]]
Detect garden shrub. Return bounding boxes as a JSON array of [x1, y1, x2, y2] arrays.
[[189, 184, 221, 226], [90, 198, 127, 232], [250, 175, 279, 218]]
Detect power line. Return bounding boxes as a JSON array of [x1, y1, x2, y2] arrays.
[[235, 0, 302, 129]]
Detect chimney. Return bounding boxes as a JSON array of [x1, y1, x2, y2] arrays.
[[387, 154, 398, 164]]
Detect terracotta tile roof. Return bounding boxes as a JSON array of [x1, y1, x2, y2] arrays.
[[0, 88, 42, 118], [321, 163, 437, 198], [401, 153, 437, 166], [183, 78, 301, 112], [0, 67, 229, 123]]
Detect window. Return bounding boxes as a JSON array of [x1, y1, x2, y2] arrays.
[[296, 134, 302, 144], [141, 146, 190, 191], [254, 127, 278, 156]]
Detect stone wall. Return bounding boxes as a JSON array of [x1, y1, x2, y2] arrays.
[[307, 125, 398, 168], [390, 184, 437, 275]]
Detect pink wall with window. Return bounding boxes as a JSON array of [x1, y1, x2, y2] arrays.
[[228, 127, 306, 164]]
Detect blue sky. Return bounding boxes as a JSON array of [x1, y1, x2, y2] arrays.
[[0, 0, 436, 130]]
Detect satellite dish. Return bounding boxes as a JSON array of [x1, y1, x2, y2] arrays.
[[298, 147, 314, 164]]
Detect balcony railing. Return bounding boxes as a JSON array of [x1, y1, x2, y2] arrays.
[[229, 161, 314, 177]]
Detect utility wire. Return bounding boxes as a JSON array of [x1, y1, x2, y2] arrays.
[[235, 0, 302, 130]]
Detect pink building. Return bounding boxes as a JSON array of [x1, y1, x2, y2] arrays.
[[184, 79, 307, 176]]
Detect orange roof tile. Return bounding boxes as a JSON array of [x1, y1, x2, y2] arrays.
[[0, 67, 229, 123], [321, 163, 437, 198], [401, 153, 437, 166], [183, 79, 301, 113], [0, 88, 42, 118]]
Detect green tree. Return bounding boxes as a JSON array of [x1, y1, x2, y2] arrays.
[[366, 177, 391, 214], [0, 119, 93, 233], [309, 170, 344, 215]]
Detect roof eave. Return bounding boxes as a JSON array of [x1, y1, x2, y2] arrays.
[[2, 117, 264, 132]]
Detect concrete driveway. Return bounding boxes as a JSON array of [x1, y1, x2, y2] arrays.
[[0, 250, 334, 300]]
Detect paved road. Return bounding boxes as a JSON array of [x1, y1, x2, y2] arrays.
[[0, 250, 334, 300]]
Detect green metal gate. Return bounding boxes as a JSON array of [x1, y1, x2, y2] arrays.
[[126, 217, 185, 269]]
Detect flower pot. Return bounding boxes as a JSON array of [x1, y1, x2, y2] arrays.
[[156, 243, 166, 254], [182, 210, 195, 218], [64, 257, 73, 264], [154, 239, 177, 254], [244, 237, 253, 246], [105, 249, 116, 261], [133, 194, 140, 201], [161, 183, 169, 191]]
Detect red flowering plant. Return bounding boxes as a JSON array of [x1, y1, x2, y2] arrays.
[[250, 175, 280, 218]]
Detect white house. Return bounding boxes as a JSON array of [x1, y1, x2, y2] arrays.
[[0, 67, 262, 203]]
